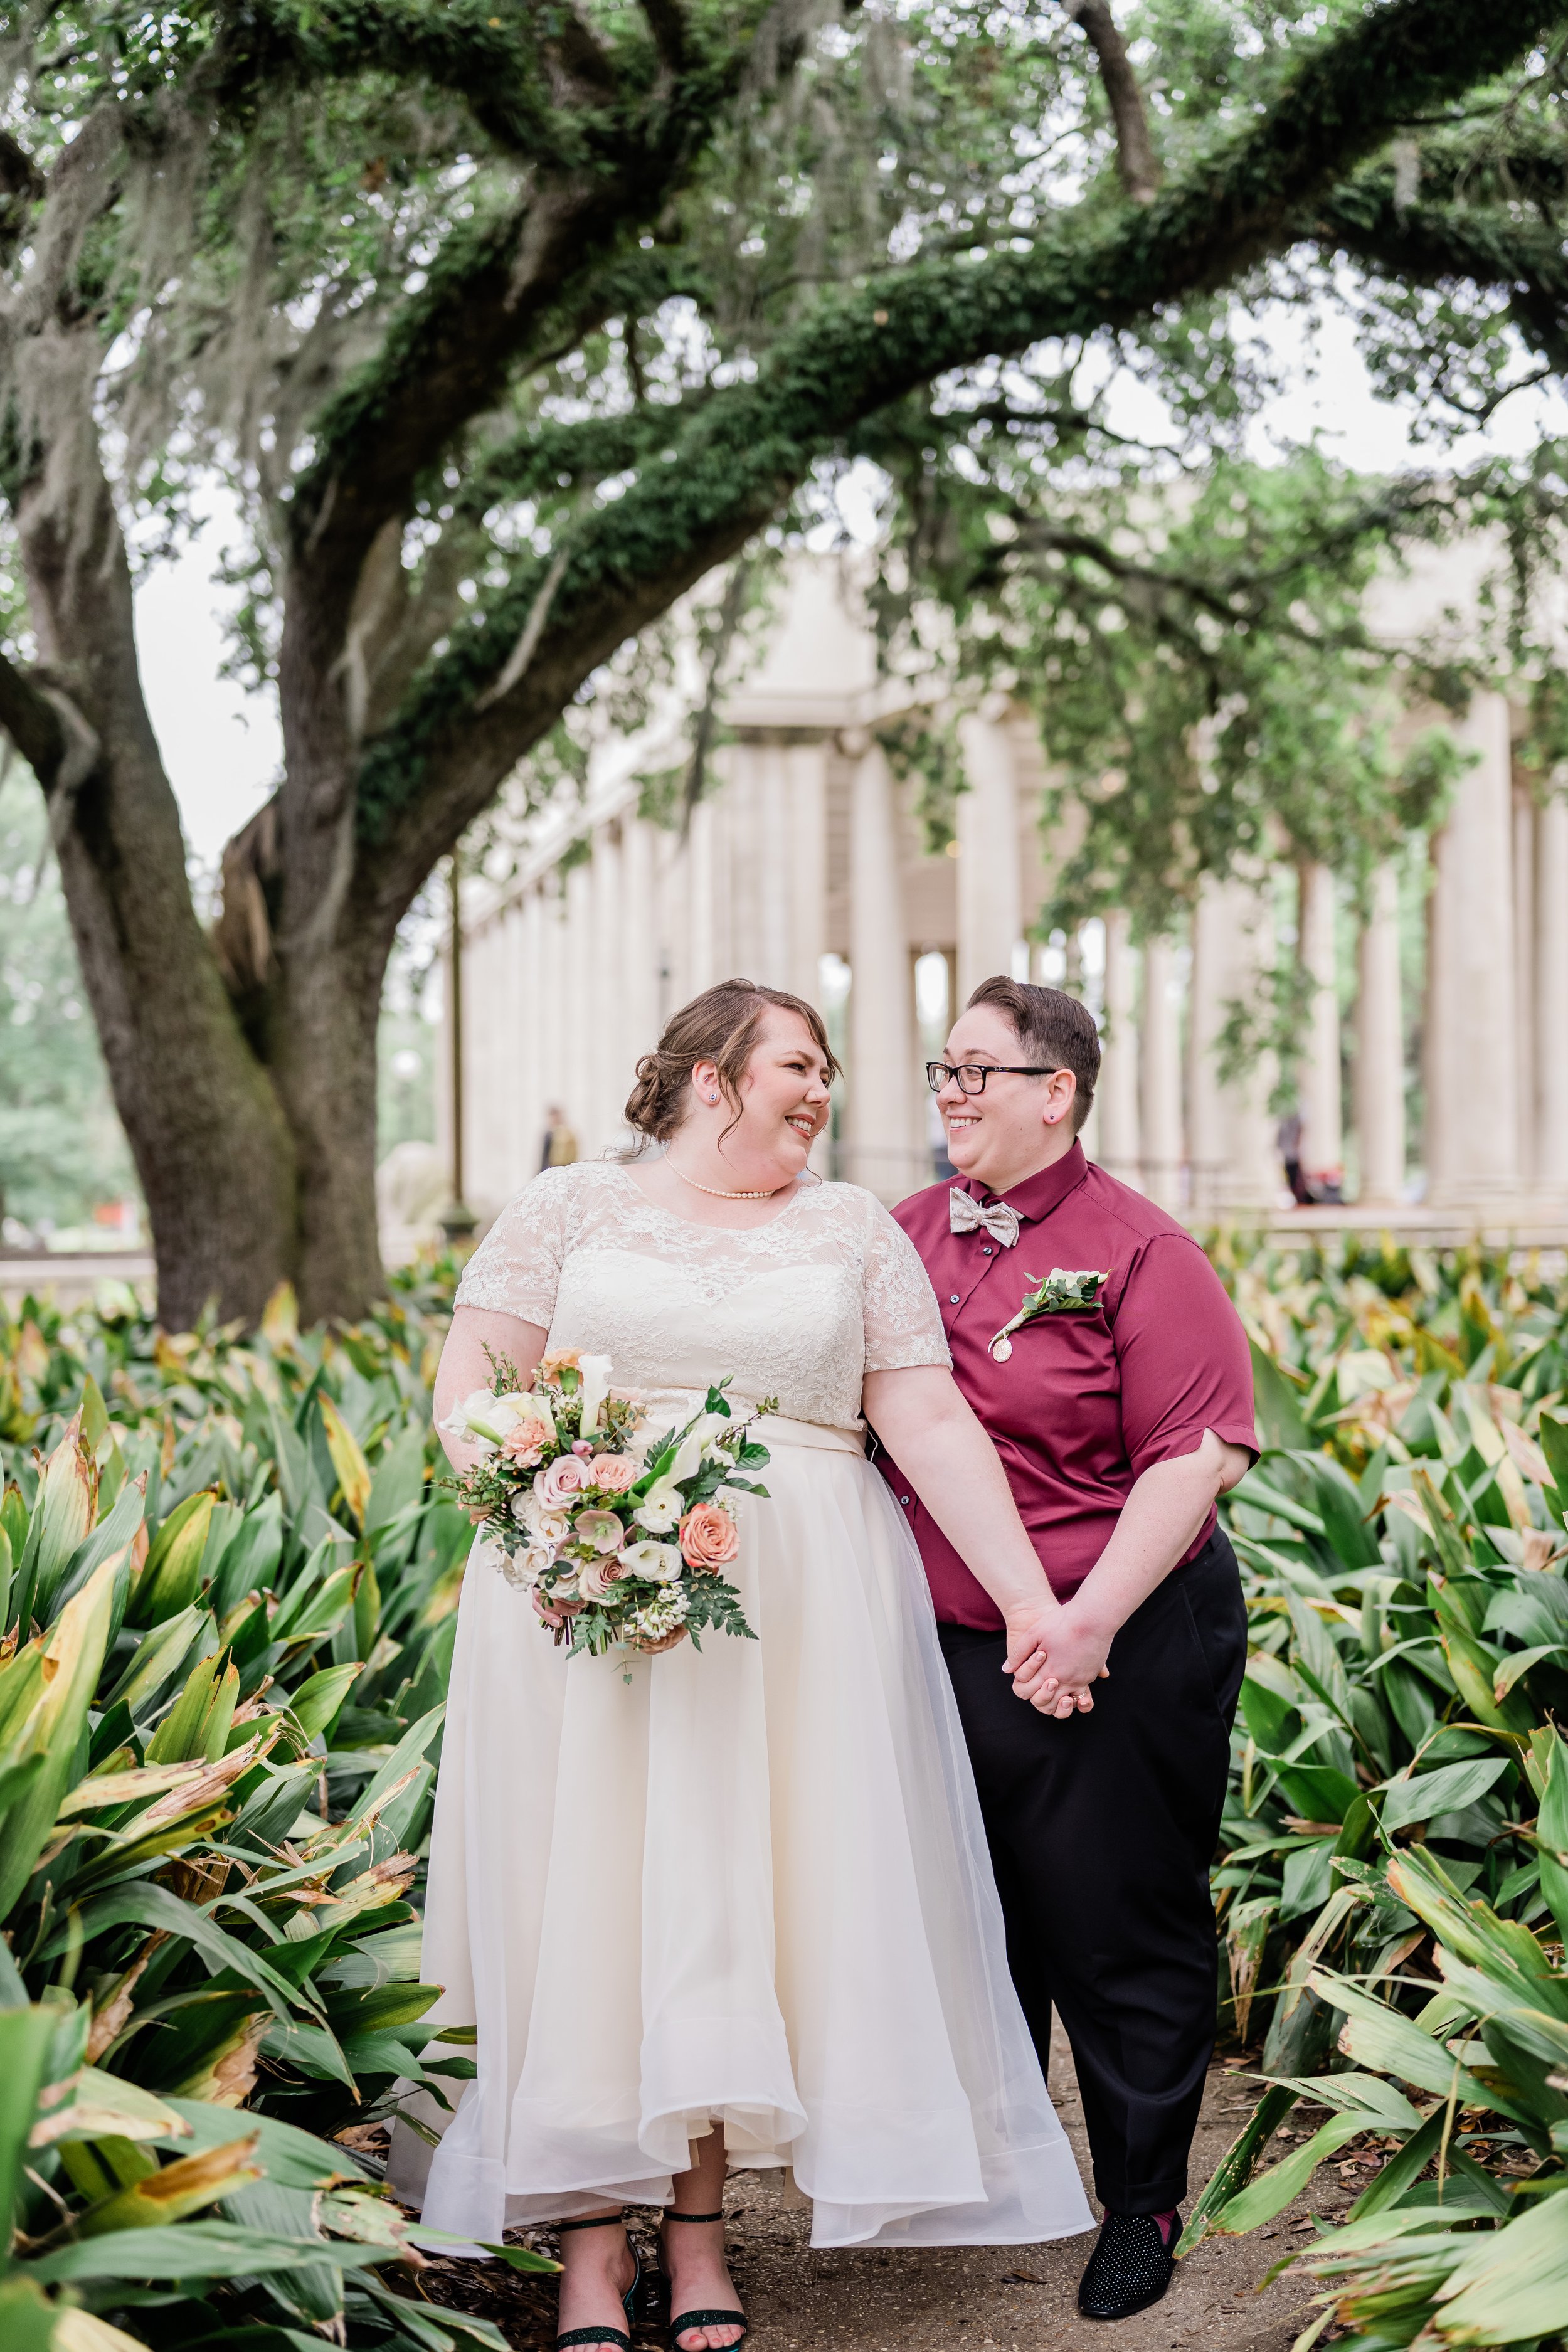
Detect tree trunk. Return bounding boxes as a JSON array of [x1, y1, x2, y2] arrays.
[[267, 924, 392, 1327], [12, 324, 300, 1326]]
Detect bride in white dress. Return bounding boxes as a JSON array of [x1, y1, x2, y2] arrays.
[[393, 980, 1093, 2351]]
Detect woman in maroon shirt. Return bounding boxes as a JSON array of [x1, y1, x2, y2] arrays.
[[879, 975, 1257, 2323]]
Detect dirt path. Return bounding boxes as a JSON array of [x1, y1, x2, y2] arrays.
[[411, 2037, 1338, 2351]]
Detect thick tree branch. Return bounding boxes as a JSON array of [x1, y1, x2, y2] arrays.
[[349, 0, 1568, 925], [1064, 0, 1162, 203], [1311, 177, 1568, 373], [282, 0, 780, 602], [0, 647, 66, 781], [215, 0, 606, 167]]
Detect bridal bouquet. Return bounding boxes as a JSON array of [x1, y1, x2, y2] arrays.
[[442, 1349, 771, 1658]]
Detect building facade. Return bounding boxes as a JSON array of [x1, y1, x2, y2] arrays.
[[441, 563, 1568, 1233]]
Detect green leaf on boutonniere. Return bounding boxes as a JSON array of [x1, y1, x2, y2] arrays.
[[988, 1268, 1109, 1360]]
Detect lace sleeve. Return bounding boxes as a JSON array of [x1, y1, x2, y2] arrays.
[[861, 1194, 951, 1373], [453, 1167, 574, 1326]]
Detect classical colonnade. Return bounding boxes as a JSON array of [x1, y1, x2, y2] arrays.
[[445, 568, 1568, 1225]]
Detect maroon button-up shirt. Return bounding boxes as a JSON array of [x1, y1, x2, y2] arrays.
[[881, 1142, 1258, 1628]]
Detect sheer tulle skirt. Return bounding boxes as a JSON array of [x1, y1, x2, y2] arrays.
[[389, 1414, 1091, 2249]]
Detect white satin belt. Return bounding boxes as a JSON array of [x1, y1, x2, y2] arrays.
[[632, 1387, 866, 1459]]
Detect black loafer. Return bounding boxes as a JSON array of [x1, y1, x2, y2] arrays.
[[1077, 2209, 1177, 2320]]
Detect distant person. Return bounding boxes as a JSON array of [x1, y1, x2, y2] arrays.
[[1276, 1110, 1311, 1205], [539, 1104, 578, 1172]]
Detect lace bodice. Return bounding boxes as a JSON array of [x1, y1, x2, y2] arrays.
[[455, 1162, 950, 1430]]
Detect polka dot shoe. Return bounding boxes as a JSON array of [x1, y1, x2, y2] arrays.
[[1076, 2208, 1178, 2321]]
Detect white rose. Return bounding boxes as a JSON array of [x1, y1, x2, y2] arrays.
[[499, 1541, 553, 1591], [576, 1353, 615, 1441], [634, 1479, 684, 1534], [622, 1539, 682, 1584], [511, 1487, 571, 1546]]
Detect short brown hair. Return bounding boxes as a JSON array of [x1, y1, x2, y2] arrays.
[[964, 975, 1100, 1134], [625, 978, 842, 1144]]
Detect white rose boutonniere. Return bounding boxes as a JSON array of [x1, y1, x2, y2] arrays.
[[989, 1268, 1110, 1362]]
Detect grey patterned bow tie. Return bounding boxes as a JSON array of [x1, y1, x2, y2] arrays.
[[948, 1190, 1020, 1248]]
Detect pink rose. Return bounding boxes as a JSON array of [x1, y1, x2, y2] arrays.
[[679, 1502, 739, 1571], [501, 1421, 547, 1468], [589, 1453, 638, 1495], [578, 1558, 625, 1602], [573, 1509, 626, 1555], [535, 1455, 592, 1511], [571, 1438, 593, 1458]]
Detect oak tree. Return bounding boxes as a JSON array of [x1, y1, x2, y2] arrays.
[[1, 0, 1565, 1320]]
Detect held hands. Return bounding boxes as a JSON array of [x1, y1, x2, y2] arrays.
[[1002, 1599, 1112, 1718]]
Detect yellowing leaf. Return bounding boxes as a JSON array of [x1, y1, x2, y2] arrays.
[[317, 1396, 372, 1530], [261, 1283, 299, 1345]]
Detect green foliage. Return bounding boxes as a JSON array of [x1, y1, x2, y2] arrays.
[[14, 1231, 1568, 2349], [1188, 1238, 1568, 2349], [0, 1271, 558, 2349]]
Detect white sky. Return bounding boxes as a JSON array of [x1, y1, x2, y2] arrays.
[[139, 303, 1568, 869]]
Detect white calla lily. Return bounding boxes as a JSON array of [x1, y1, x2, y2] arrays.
[[576, 1353, 615, 1440], [669, 1412, 728, 1485]]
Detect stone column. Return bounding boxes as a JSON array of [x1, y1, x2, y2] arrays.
[[1515, 787, 1537, 1191], [687, 791, 729, 995], [589, 823, 623, 1153], [1354, 861, 1406, 1206], [1097, 906, 1141, 1187], [563, 856, 593, 1155], [1140, 934, 1183, 1212], [620, 815, 660, 1114], [1297, 862, 1342, 1185], [847, 744, 919, 1202], [520, 886, 548, 1181], [785, 739, 829, 1005], [539, 882, 568, 1150], [1425, 691, 1518, 1204], [956, 711, 1022, 1005], [1189, 874, 1278, 1214], [725, 744, 765, 987], [1537, 786, 1568, 1192], [749, 741, 794, 990]]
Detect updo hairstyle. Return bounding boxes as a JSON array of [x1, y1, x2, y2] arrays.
[[624, 978, 842, 1146]]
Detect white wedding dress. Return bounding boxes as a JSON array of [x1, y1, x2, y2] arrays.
[[391, 1162, 1091, 2250]]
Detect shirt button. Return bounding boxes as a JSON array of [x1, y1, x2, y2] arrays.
[[983, 1246, 993, 1255], [949, 1293, 961, 1304], [899, 1495, 910, 1507]]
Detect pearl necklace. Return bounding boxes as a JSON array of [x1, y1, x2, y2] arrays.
[[667, 1157, 793, 1201]]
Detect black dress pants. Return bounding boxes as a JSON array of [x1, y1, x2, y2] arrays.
[[938, 1528, 1247, 2216]]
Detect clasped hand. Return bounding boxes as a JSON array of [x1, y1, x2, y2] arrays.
[[1002, 1599, 1111, 1719]]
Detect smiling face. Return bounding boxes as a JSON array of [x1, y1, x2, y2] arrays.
[[688, 1004, 834, 1181], [936, 1003, 1079, 1195]]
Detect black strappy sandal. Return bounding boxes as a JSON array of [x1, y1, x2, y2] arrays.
[[554, 2212, 642, 2352], [660, 2206, 748, 2351]]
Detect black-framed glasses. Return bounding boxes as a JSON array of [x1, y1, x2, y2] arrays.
[[926, 1061, 1062, 1096]]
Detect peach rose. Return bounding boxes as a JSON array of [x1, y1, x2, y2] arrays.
[[589, 1453, 638, 1495], [535, 1454, 592, 1511], [500, 1421, 548, 1468], [679, 1501, 739, 1571], [539, 1348, 581, 1385], [578, 1557, 625, 1602]]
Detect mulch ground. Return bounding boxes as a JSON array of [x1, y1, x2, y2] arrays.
[[379, 2034, 1349, 2352]]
